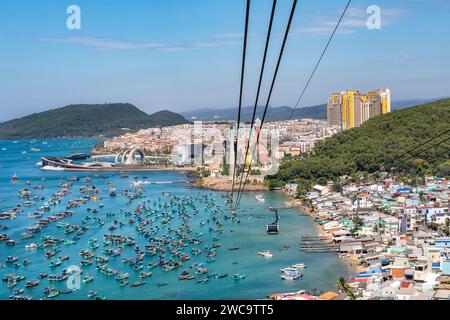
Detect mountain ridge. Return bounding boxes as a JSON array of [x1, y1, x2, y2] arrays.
[[0, 103, 190, 139], [181, 97, 448, 121]]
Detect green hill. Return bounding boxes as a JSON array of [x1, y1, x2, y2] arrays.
[[0, 103, 190, 139], [268, 98, 450, 187]]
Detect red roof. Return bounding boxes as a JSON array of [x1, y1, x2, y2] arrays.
[[400, 281, 412, 288]]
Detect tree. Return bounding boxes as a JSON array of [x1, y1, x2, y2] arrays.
[[336, 277, 356, 300]]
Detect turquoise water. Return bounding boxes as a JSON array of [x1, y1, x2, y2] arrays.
[[0, 139, 350, 300]]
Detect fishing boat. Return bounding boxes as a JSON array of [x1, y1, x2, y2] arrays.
[[82, 276, 94, 283], [10, 174, 19, 184], [25, 280, 39, 288], [197, 278, 209, 284], [196, 268, 208, 275], [115, 273, 130, 281], [130, 281, 146, 287], [281, 273, 302, 280], [139, 271, 153, 278], [179, 274, 195, 280], [258, 250, 273, 258], [157, 282, 168, 287], [280, 267, 303, 280], [255, 195, 265, 202], [49, 259, 62, 267], [5, 256, 19, 263], [25, 243, 38, 250], [119, 280, 129, 287], [233, 274, 246, 281], [46, 290, 60, 299]]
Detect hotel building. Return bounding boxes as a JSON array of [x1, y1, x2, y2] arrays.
[[327, 89, 391, 130]]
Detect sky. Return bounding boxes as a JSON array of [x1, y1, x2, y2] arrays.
[[0, 0, 449, 121]]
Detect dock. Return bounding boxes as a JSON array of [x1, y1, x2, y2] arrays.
[[299, 236, 338, 253]]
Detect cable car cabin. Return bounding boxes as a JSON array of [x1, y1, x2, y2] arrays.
[[266, 223, 279, 234], [267, 207, 280, 234]]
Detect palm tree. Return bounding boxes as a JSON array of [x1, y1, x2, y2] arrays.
[[336, 277, 356, 300]]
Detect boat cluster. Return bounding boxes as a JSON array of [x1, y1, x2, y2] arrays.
[[1, 174, 250, 300]]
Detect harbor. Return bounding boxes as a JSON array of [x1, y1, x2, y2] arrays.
[[0, 139, 350, 300]]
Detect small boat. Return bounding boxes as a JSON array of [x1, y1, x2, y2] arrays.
[[281, 273, 302, 280], [233, 274, 246, 281], [47, 290, 60, 299], [157, 282, 168, 287], [139, 271, 153, 278], [197, 278, 209, 284], [25, 243, 38, 250], [25, 280, 39, 288], [258, 250, 273, 258], [49, 259, 62, 267], [5, 256, 19, 263], [119, 280, 129, 287], [255, 195, 265, 202], [87, 291, 97, 298], [82, 276, 94, 283], [179, 275, 195, 281], [10, 174, 19, 184], [291, 263, 306, 269], [130, 281, 146, 287], [215, 273, 228, 279]]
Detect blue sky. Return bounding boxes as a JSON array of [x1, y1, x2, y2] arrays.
[[0, 0, 449, 121]]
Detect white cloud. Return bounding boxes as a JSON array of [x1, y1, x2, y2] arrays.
[[293, 5, 408, 36], [38, 36, 242, 52]]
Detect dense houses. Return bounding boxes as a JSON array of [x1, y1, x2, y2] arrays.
[[283, 176, 450, 300], [99, 119, 340, 173]]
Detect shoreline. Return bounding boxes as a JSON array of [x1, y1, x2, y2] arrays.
[[283, 194, 363, 275], [197, 176, 268, 192]]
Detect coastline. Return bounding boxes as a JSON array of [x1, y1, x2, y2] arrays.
[[198, 176, 268, 192], [283, 194, 363, 275]]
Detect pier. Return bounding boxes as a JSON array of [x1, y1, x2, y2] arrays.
[[299, 236, 338, 253]]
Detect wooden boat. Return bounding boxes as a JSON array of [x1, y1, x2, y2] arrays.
[[130, 281, 146, 287], [46, 290, 60, 299], [139, 271, 152, 278], [82, 276, 94, 283], [157, 282, 168, 287], [233, 274, 246, 281], [197, 278, 209, 284]]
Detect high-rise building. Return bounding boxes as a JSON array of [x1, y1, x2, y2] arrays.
[[327, 89, 390, 130], [327, 93, 342, 126]]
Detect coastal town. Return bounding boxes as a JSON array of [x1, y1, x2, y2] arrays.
[[89, 88, 450, 300], [272, 175, 450, 300]]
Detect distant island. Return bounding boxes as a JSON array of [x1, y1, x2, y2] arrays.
[[0, 103, 190, 139]]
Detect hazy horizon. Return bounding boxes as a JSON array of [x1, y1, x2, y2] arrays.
[[1, 0, 449, 121]]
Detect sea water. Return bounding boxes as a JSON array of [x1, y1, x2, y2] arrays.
[[0, 139, 350, 300]]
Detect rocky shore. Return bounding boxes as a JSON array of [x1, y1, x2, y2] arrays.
[[198, 176, 269, 192]]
